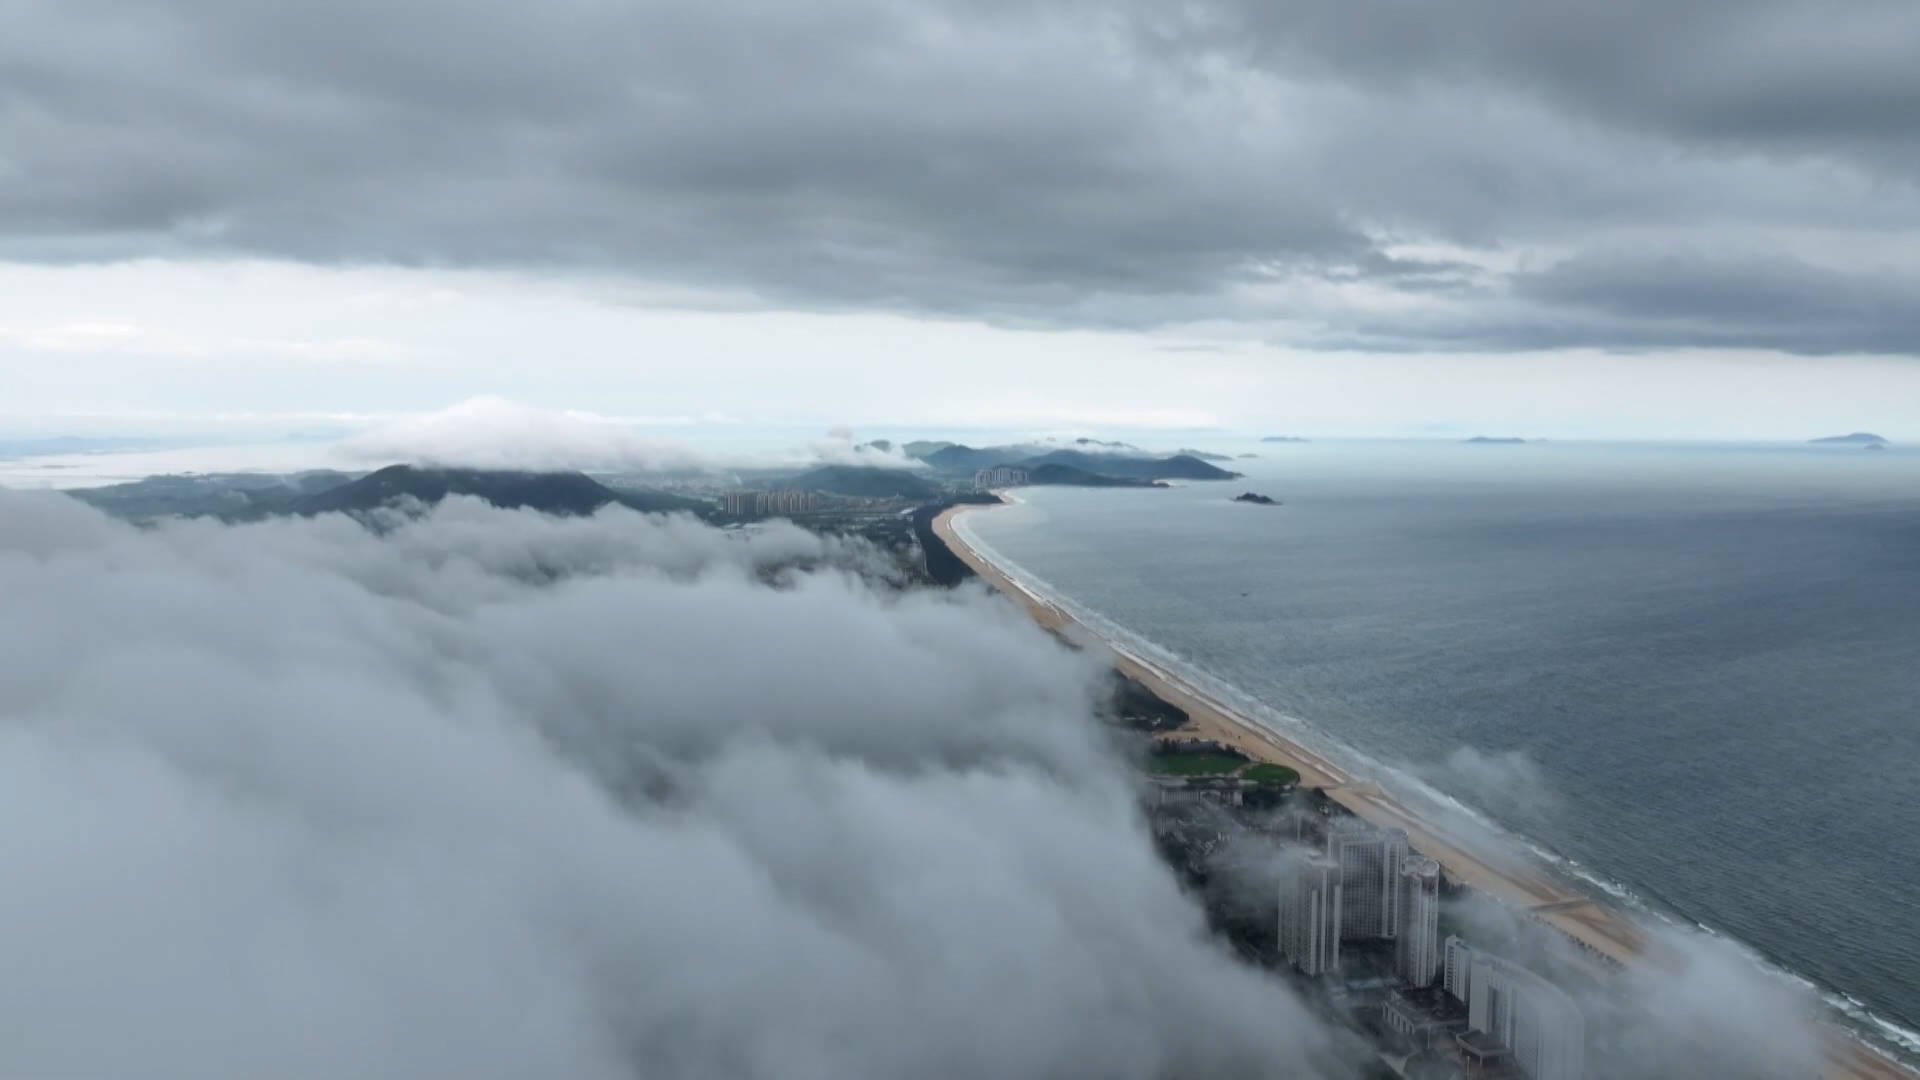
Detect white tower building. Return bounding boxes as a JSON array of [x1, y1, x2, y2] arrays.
[[1444, 935, 1475, 1001], [1279, 856, 1344, 976], [1454, 944, 1585, 1080], [1395, 857, 1443, 986]]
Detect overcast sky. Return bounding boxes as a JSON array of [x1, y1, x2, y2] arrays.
[[5, 0, 1920, 440]]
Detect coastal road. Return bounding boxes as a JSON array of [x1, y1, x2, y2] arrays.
[[932, 502, 1913, 1080]]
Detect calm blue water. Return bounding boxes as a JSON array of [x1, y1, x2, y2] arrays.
[[959, 441, 1920, 1049]]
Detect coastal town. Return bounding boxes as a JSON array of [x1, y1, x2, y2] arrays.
[[1146, 733, 1587, 1080]]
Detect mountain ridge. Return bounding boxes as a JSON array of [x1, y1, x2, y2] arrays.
[[294, 465, 706, 516], [776, 465, 941, 499]]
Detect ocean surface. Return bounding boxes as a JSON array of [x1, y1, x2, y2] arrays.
[[956, 440, 1920, 1054]]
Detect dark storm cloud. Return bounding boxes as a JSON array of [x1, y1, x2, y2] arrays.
[[1310, 249, 1920, 356], [4, 0, 1920, 353], [1167, 0, 1920, 176], [0, 0, 1360, 299], [1515, 250, 1920, 355]]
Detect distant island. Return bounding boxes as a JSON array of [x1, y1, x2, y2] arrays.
[[905, 441, 1240, 483], [1808, 432, 1888, 445], [1259, 436, 1310, 444], [1025, 463, 1164, 487], [1233, 492, 1281, 506], [1034, 451, 1237, 481], [1464, 436, 1528, 444]]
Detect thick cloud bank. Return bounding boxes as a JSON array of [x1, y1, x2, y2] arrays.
[[0, 493, 1338, 1080]]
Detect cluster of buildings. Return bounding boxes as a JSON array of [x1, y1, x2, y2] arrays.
[[718, 490, 822, 517], [1278, 814, 1583, 1080], [973, 466, 1028, 490], [1280, 819, 1438, 985]]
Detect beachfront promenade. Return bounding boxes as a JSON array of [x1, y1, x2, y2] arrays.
[[932, 503, 1912, 1080]]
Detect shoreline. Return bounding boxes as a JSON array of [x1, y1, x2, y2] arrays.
[[932, 500, 1912, 1080]]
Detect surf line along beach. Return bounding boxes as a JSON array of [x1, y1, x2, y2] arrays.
[[932, 502, 1913, 1080]]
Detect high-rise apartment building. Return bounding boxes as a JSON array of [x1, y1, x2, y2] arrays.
[[1396, 857, 1443, 986], [1324, 817, 1409, 940], [1444, 934, 1474, 1002], [720, 490, 823, 517], [1279, 856, 1344, 976], [973, 466, 1028, 490]]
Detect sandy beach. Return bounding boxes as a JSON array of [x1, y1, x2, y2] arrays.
[[934, 502, 1912, 1080]]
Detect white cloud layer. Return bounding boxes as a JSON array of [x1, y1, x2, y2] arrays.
[[334, 396, 724, 472], [0, 492, 1340, 1080], [337, 397, 927, 474]]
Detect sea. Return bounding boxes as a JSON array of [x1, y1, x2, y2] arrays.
[[954, 439, 1920, 1058]]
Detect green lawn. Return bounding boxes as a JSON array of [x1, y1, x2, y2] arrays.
[[1241, 763, 1301, 787], [1146, 752, 1249, 776]]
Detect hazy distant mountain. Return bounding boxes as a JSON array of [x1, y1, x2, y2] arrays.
[[1464, 436, 1528, 444], [600, 483, 717, 515], [778, 465, 941, 499], [73, 466, 709, 521], [1024, 463, 1162, 487], [1809, 432, 1888, 445], [1175, 448, 1234, 462], [912, 440, 1239, 480], [70, 470, 355, 522], [902, 440, 956, 458], [1259, 436, 1310, 443], [1019, 450, 1240, 480], [919, 444, 1008, 472], [294, 465, 706, 516]]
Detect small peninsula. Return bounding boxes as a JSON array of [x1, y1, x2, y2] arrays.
[[1233, 492, 1281, 506], [1464, 436, 1528, 444]]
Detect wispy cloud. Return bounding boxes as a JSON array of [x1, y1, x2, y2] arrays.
[[336, 397, 924, 474]]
